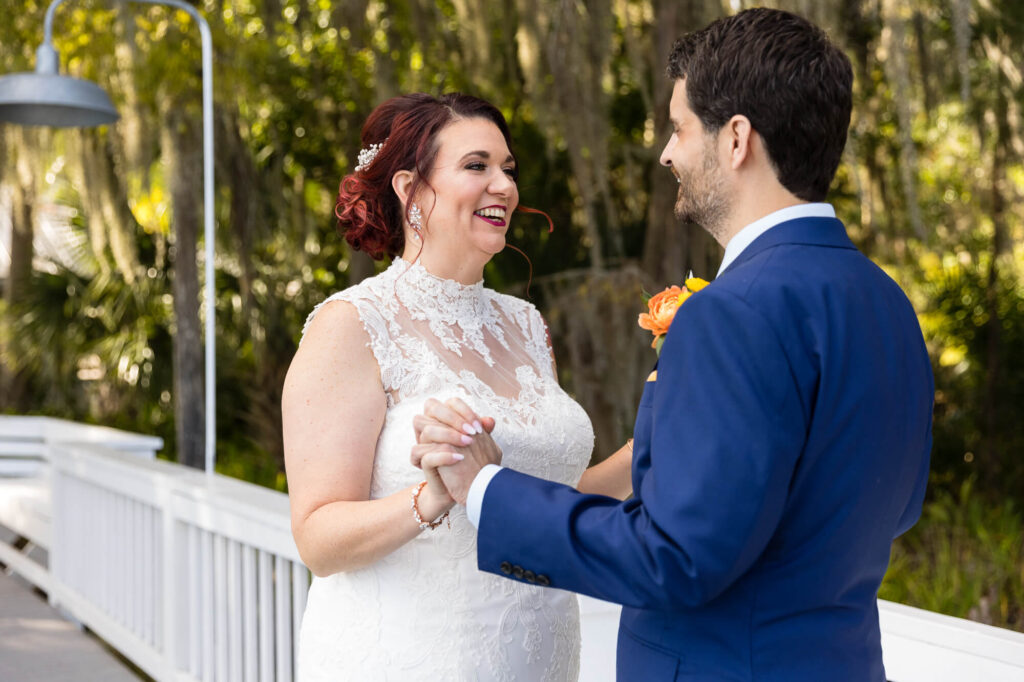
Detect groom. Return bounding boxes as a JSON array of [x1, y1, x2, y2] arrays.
[[421, 8, 933, 681]]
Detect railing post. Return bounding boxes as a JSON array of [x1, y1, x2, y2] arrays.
[[47, 448, 61, 609], [159, 478, 178, 681]]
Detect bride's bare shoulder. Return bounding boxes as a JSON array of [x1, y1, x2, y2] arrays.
[[288, 298, 379, 390]]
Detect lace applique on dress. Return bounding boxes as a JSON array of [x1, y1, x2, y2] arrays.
[[393, 262, 510, 367], [296, 258, 594, 681]]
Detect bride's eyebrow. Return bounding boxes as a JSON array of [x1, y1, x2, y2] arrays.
[[459, 151, 516, 165]]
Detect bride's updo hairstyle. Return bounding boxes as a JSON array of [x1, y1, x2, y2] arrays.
[[336, 93, 520, 260]]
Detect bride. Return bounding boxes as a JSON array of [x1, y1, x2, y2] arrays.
[[283, 92, 633, 681]]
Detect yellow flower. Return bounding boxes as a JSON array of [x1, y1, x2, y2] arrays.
[[685, 277, 710, 292]]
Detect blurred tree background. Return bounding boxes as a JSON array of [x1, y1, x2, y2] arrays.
[[0, 0, 1021, 630]]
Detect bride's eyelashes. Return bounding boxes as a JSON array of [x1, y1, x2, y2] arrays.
[[463, 161, 517, 177]]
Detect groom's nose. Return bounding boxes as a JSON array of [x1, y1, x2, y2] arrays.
[[659, 134, 677, 167]]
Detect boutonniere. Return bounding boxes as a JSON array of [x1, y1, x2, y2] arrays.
[[638, 274, 709, 355]]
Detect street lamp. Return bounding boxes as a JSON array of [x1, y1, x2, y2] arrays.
[[0, 0, 218, 475]]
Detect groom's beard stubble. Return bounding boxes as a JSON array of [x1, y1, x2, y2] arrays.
[[674, 142, 731, 245]]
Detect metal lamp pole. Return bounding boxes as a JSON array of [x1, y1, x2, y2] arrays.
[[0, 0, 217, 474]]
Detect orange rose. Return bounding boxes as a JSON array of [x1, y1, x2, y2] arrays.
[[638, 277, 710, 353], [638, 286, 684, 347]]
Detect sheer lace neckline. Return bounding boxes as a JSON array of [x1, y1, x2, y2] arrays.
[[387, 258, 490, 322], [384, 258, 506, 366]]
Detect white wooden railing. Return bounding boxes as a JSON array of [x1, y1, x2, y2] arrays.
[[2, 415, 1024, 682], [0, 416, 308, 682], [49, 442, 310, 682], [0, 416, 162, 590]]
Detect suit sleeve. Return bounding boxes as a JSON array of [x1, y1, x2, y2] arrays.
[[477, 289, 808, 610]]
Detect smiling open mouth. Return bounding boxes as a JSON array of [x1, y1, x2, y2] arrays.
[[474, 206, 507, 226]]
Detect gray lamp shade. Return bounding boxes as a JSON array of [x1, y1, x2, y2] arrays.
[[0, 72, 118, 128]]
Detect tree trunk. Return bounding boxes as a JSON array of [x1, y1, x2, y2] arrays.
[[82, 130, 141, 283], [642, 0, 722, 284], [951, 0, 972, 103], [982, 51, 1010, 491], [837, 0, 878, 252], [114, 0, 152, 177], [221, 108, 259, 320], [881, 0, 925, 242], [162, 103, 206, 470], [1, 128, 36, 409], [912, 11, 934, 120], [7, 129, 34, 307], [514, 0, 619, 270], [66, 132, 112, 278], [539, 267, 654, 460]]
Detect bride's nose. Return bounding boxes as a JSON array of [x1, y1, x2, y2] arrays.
[[489, 169, 516, 198]]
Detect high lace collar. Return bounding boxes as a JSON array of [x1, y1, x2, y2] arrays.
[[387, 258, 490, 321]]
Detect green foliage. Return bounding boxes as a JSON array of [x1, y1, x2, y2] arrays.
[[881, 478, 1024, 632], [2, 0, 1024, 633], [914, 248, 1024, 499], [2, 263, 177, 443], [214, 436, 288, 493]]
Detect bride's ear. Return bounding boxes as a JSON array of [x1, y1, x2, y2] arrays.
[[392, 170, 414, 209]]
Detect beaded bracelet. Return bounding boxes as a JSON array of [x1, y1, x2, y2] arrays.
[[412, 481, 450, 530]]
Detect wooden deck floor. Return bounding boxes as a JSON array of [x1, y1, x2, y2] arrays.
[[0, 570, 142, 682]]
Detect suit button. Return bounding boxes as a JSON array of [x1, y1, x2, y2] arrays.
[[523, 570, 536, 583], [500, 562, 512, 575], [512, 565, 524, 579], [536, 574, 550, 587]]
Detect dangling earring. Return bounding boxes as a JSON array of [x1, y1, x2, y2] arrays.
[[409, 203, 423, 241]]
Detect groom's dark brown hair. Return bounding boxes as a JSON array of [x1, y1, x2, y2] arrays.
[[667, 8, 853, 202]]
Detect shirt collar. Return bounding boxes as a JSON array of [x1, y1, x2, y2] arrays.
[[716, 203, 836, 276]]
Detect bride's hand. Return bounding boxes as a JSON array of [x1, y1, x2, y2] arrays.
[[414, 445, 459, 515], [410, 398, 502, 504], [412, 397, 496, 447], [411, 435, 502, 505]]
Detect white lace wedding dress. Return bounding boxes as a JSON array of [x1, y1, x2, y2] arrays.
[[295, 258, 595, 681]]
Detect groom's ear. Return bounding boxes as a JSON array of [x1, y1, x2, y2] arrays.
[[725, 114, 754, 171]]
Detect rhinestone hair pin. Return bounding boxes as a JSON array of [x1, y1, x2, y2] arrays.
[[354, 141, 385, 172]]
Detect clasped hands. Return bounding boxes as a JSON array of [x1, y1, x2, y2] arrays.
[[410, 397, 502, 505]]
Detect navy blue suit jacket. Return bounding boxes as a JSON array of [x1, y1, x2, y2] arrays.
[[477, 217, 933, 681]]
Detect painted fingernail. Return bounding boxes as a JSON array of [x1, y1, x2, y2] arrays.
[[461, 434, 473, 445], [452, 453, 465, 461], [462, 423, 475, 435], [473, 420, 483, 434]]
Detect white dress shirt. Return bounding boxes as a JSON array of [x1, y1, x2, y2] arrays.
[[465, 202, 837, 528]]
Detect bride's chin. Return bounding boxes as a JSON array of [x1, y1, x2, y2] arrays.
[[477, 236, 507, 255]]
